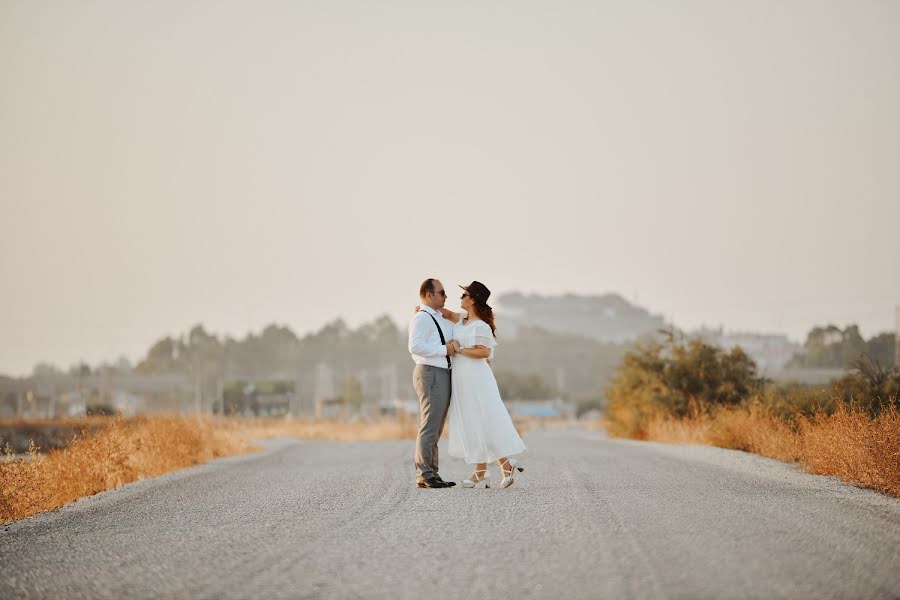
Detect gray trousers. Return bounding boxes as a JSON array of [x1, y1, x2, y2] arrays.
[[413, 364, 451, 481]]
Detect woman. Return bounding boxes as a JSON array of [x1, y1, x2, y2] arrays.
[[436, 280, 526, 489]]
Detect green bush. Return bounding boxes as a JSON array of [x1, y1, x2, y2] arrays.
[[573, 395, 605, 417], [749, 383, 834, 421], [494, 370, 557, 400], [85, 403, 118, 416], [606, 330, 765, 437], [833, 355, 900, 416]]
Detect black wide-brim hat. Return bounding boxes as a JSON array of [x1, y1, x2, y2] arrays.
[[459, 280, 491, 309]]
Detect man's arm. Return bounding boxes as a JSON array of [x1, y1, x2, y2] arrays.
[[408, 314, 455, 357]]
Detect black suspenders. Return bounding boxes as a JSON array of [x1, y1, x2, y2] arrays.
[[423, 313, 452, 370]]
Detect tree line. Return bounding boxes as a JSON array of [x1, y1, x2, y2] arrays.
[[129, 316, 625, 404], [787, 324, 895, 369]]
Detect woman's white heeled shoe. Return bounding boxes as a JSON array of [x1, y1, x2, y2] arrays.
[[461, 470, 491, 489], [499, 458, 524, 488]]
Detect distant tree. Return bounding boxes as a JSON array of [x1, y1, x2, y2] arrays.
[[114, 356, 133, 373], [127, 314, 627, 406], [69, 362, 92, 377], [339, 376, 364, 414], [136, 336, 180, 374], [606, 330, 765, 437], [494, 370, 557, 400], [492, 325, 625, 400], [357, 314, 401, 345], [789, 324, 893, 369], [32, 363, 64, 377], [835, 355, 900, 415], [838, 325, 867, 366], [865, 332, 896, 368]]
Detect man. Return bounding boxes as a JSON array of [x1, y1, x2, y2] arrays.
[[408, 278, 457, 489]]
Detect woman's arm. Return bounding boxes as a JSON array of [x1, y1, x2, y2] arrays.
[[413, 305, 461, 324], [438, 307, 461, 323], [456, 344, 490, 359]]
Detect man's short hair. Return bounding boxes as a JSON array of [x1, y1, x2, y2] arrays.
[[419, 278, 437, 299]]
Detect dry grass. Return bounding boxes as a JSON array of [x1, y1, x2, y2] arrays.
[[799, 404, 900, 495], [0, 415, 419, 524], [241, 414, 534, 444], [0, 412, 534, 524], [0, 415, 425, 523], [637, 402, 900, 497], [240, 415, 420, 442], [0, 418, 110, 453], [0, 416, 252, 524]]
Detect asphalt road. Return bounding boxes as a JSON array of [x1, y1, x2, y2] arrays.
[[2, 427, 899, 599]]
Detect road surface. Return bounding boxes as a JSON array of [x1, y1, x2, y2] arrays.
[[2, 427, 899, 599]]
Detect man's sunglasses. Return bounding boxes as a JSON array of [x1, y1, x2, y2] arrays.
[[430, 289, 446, 297]]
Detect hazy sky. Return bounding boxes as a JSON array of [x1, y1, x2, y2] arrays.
[[2, 1, 899, 376]]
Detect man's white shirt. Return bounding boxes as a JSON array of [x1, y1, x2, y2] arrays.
[[408, 305, 453, 369]]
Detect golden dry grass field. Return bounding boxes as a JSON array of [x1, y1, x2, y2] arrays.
[[0, 415, 539, 524], [605, 401, 900, 498]]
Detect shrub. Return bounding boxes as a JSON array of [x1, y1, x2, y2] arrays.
[[604, 333, 900, 496], [606, 331, 765, 437], [85, 403, 118, 416], [833, 355, 900, 416]]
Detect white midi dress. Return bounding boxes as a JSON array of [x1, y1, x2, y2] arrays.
[[447, 318, 526, 464]]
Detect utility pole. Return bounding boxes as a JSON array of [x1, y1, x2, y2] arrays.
[[895, 305, 900, 370], [216, 377, 224, 416]]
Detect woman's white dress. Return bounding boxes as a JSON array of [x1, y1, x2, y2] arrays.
[[447, 318, 526, 464]]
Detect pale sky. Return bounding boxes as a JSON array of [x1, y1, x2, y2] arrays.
[[2, 1, 899, 376]]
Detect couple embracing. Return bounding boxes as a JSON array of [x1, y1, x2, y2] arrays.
[[408, 278, 526, 490]]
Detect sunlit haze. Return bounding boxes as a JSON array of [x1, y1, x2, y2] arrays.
[[2, 0, 899, 375]]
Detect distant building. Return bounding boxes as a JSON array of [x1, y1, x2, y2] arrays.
[[0, 371, 198, 418], [689, 326, 801, 376]]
